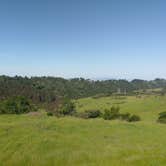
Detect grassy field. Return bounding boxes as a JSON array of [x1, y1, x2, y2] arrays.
[[0, 95, 166, 166], [75, 95, 166, 121]]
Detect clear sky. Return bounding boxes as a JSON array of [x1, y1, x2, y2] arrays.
[[0, 0, 166, 80]]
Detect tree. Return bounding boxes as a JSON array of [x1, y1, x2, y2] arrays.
[[0, 96, 37, 114], [103, 106, 120, 120], [58, 99, 76, 116]]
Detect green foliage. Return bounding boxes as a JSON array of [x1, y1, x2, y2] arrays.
[[120, 113, 131, 121], [103, 106, 120, 120], [75, 95, 166, 122], [58, 99, 76, 116], [77, 110, 101, 119], [102, 106, 140, 122], [1, 76, 166, 103], [128, 115, 141, 122], [47, 112, 53, 116], [158, 111, 166, 123], [85, 110, 101, 118], [0, 96, 37, 114], [159, 111, 166, 117]]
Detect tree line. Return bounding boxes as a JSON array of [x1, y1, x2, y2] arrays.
[[0, 75, 166, 104]]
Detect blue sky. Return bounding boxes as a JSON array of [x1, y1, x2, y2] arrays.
[[0, 0, 166, 79]]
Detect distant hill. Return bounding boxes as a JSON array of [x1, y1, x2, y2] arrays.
[[0, 75, 166, 103]]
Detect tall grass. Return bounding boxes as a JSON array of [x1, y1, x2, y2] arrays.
[[0, 95, 166, 165]]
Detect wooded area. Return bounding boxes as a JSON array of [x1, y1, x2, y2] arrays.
[[0, 76, 166, 103]]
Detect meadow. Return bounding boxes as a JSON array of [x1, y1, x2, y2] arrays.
[[75, 95, 166, 122], [0, 95, 166, 166]]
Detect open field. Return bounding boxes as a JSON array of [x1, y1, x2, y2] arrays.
[[75, 95, 166, 121], [0, 95, 166, 166]]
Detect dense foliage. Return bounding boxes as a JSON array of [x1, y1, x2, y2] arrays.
[[57, 99, 76, 116], [120, 113, 131, 121], [0, 76, 166, 104], [77, 110, 101, 119], [103, 107, 120, 120], [0, 96, 37, 114], [128, 115, 141, 122], [158, 112, 166, 123], [103, 106, 141, 122]]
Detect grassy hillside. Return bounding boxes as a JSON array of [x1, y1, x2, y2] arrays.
[[75, 95, 166, 121], [0, 95, 166, 166]]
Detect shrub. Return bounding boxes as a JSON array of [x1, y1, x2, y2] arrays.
[[159, 111, 166, 117], [103, 106, 120, 120], [128, 114, 141, 122], [85, 110, 101, 118], [0, 96, 37, 114], [120, 113, 131, 121], [103, 109, 112, 120], [78, 110, 101, 119], [158, 112, 166, 124], [102, 107, 141, 122], [158, 118, 166, 124], [47, 112, 53, 116], [58, 99, 76, 116]]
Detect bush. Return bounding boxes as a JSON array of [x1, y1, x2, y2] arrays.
[[58, 99, 76, 116], [158, 112, 166, 123], [102, 106, 141, 122], [0, 96, 37, 114], [77, 110, 101, 119], [120, 113, 131, 121], [128, 114, 141, 122], [103, 106, 120, 120], [158, 118, 166, 124], [159, 111, 166, 117], [47, 112, 53, 116]]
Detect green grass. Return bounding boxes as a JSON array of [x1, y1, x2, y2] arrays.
[[75, 95, 166, 121], [0, 95, 166, 165]]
